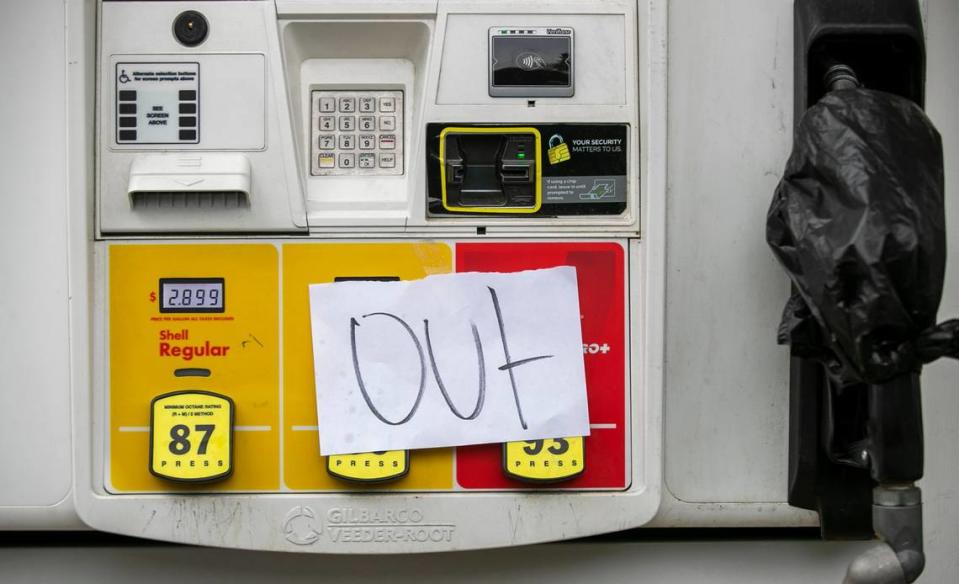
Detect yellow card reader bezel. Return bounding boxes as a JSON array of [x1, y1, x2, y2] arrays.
[[439, 126, 542, 214]]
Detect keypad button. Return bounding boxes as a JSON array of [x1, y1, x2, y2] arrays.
[[359, 135, 376, 150], [359, 97, 376, 113], [379, 153, 396, 168], [359, 116, 375, 131], [338, 97, 356, 112], [338, 116, 355, 131], [378, 97, 395, 112], [318, 153, 336, 168], [319, 135, 335, 150], [319, 97, 335, 113], [319, 116, 335, 131], [339, 134, 355, 150], [339, 153, 355, 168], [379, 134, 396, 150], [358, 153, 376, 168], [379, 116, 396, 131]]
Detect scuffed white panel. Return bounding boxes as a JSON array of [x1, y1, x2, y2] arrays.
[[664, 0, 797, 503]]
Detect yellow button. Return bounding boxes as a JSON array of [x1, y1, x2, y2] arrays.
[[327, 451, 409, 483], [150, 390, 234, 483], [503, 437, 585, 483]]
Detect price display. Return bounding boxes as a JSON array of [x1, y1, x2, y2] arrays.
[[159, 278, 225, 313]]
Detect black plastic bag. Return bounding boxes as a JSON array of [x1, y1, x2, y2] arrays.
[[767, 88, 958, 385]]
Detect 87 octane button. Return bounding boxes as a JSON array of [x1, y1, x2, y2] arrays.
[[150, 390, 235, 482]]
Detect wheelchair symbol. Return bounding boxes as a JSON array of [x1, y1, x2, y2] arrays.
[[118, 69, 131, 84]]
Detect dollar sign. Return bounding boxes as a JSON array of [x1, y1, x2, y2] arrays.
[[149, 291, 157, 302]]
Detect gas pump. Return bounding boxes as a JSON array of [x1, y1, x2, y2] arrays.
[[3, 0, 959, 581], [53, 0, 662, 552]]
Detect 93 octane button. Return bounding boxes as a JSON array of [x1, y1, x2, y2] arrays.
[[503, 436, 585, 483], [150, 390, 234, 482]]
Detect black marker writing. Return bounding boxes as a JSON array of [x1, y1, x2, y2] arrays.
[[487, 286, 553, 430], [348, 289, 553, 429], [424, 320, 486, 420], [350, 313, 426, 425]]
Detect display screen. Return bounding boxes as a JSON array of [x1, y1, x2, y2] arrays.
[[159, 278, 225, 313], [491, 36, 572, 87]]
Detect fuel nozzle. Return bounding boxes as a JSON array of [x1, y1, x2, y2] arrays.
[[844, 485, 924, 584], [824, 63, 861, 91], [768, 59, 952, 584]]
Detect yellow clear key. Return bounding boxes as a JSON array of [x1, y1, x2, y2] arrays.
[[327, 450, 409, 483], [503, 437, 585, 483], [150, 390, 234, 483]]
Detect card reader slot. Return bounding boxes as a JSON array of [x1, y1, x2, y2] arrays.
[[500, 164, 531, 183], [441, 130, 539, 212]]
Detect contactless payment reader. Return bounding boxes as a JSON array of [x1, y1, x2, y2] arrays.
[[489, 27, 574, 98]]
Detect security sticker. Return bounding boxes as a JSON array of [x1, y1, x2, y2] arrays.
[[503, 437, 585, 482], [150, 390, 234, 483], [547, 134, 571, 164], [327, 450, 410, 483]]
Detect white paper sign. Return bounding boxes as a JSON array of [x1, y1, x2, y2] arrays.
[[309, 267, 590, 455]]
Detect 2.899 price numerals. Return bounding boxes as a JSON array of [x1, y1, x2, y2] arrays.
[[166, 287, 220, 307]]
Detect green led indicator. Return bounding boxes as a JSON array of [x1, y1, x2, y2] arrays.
[[517, 152, 526, 159]]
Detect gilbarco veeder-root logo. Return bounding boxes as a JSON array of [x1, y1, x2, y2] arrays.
[[284, 506, 455, 545]]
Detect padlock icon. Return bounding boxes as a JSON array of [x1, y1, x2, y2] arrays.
[[547, 134, 571, 165]]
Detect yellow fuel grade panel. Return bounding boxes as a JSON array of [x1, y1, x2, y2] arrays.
[[109, 244, 279, 492], [282, 243, 454, 490]]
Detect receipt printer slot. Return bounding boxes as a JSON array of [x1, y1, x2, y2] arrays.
[[440, 128, 541, 214]]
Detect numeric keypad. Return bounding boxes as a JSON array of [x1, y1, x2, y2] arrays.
[[311, 90, 404, 176]]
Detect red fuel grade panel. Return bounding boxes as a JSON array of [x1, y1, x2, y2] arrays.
[[455, 242, 628, 489]]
